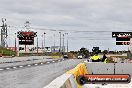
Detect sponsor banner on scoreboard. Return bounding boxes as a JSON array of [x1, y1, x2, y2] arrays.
[[112, 32, 132, 38]]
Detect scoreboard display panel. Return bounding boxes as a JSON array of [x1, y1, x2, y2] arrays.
[[116, 42, 130, 45], [116, 37, 130, 41], [17, 31, 37, 45], [18, 37, 34, 40], [112, 32, 131, 46], [19, 40, 34, 45], [19, 37, 34, 45], [17, 31, 37, 38], [112, 32, 132, 38]]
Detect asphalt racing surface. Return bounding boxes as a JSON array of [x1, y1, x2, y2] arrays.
[[0, 58, 84, 88]]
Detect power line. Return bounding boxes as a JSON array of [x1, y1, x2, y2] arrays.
[[8, 25, 132, 33]]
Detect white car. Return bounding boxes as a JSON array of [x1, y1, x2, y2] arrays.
[[78, 55, 83, 59], [63, 55, 68, 59]]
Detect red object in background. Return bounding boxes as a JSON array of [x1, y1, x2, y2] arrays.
[[7, 47, 17, 52], [18, 31, 37, 37], [21, 32, 34, 36]]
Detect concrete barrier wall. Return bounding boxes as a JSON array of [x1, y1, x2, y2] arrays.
[[44, 74, 77, 88], [0, 56, 51, 63], [115, 63, 132, 75], [86, 63, 132, 75], [86, 63, 114, 74], [44, 63, 88, 88], [45, 62, 132, 88]]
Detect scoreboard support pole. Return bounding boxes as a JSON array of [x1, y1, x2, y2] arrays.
[[25, 38, 27, 53], [17, 37, 19, 57]]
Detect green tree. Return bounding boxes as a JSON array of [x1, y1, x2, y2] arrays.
[[79, 48, 90, 58]]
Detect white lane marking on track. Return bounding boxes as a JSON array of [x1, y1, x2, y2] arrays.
[[62, 59, 65, 60], [27, 65, 31, 66], [6, 68, 10, 70], [19, 66, 23, 68], [52, 61, 55, 62], [13, 67, 17, 69], [58, 60, 61, 62], [40, 63, 43, 64], [34, 64, 38, 66], [0, 69, 4, 70], [47, 62, 50, 63]]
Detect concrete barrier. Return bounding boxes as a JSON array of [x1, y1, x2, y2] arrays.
[[45, 63, 88, 88], [44, 74, 77, 88], [45, 62, 132, 88], [0, 56, 51, 64], [85, 63, 132, 75]]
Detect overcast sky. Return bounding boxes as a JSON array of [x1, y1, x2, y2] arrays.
[[1, 0, 132, 51]]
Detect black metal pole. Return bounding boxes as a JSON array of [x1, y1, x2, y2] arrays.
[[15, 33, 17, 52], [63, 34, 64, 53], [59, 32, 61, 53], [37, 37, 38, 55]]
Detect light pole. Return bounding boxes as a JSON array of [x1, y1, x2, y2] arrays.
[[41, 35, 44, 49], [59, 32, 61, 53], [17, 32, 19, 57], [43, 32, 46, 54], [62, 34, 64, 53], [15, 33, 17, 53], [37, 37, 38, 55], [53, 34, 55, 52], [65, 33, 68, 53]]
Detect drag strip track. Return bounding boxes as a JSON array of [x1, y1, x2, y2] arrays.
[[0, 59, 65, 72], [0, 59, 83, 88]]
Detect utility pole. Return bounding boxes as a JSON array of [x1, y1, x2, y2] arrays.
[[15, 33, 17, 52], [44, 32, 46, 53], [37, 37, 38, 55], [53, 34, 55, 52], [67, 38, 68, 53], [17, 41, 19, 56], [59, 32, 61, 52], [41, 35, 44, 49], [1, 18, 8, 47], [62, 34, 65, 53], [65, 33, 68, 53]]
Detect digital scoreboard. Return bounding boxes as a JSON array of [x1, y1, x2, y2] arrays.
[[112, 32, 132, 38], [17, 31, 37, 45], [116, 42, 130, 45], [112, 32, 132, 45]]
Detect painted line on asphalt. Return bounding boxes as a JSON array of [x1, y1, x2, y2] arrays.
[[40, 63, 43, 64], [0, 59, 66, 71], [13, 67, 17, 69], [27, 64, 31, 66], [47, 62, 50, 63], [34, 64, 38, 66], [19, 65, 23, 68], [6, 68, 10, 70], [0, 69, 4, 70]]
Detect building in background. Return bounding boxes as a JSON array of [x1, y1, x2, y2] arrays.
[[51, 46, 65, 53], [7, 47, 17, 52]]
